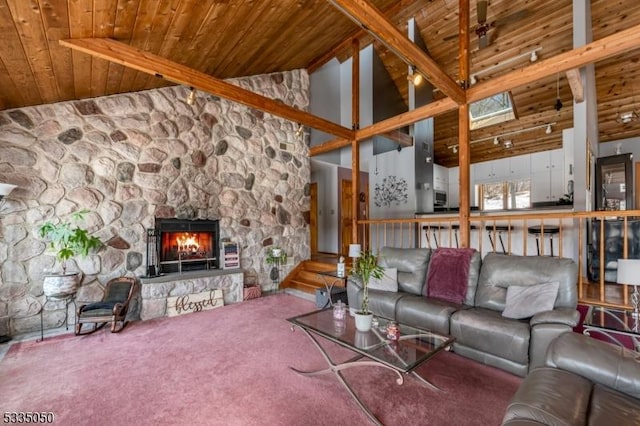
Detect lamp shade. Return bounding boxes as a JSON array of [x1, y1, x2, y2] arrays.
[[617, 259, 640, 286], [0, 183, 17, 197], [348, 244, 361, 258]]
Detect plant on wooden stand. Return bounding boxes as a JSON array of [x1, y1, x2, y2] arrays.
[[38, 209, 102, 297], [351, 250, 384, 332]]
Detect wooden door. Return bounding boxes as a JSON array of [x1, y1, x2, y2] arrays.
[[310, 182, 318, 254], [341, 179, 353, 256]]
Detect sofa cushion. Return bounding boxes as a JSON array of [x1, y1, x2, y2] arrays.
[[545, 331, 640, 400], [589, 384, 640, 425], [426, 248, 476, 304], [395, 295, 459, 335], [450, 307, 530, 364], [475, 253, 578, 312], [502, 281, 559, 319], [365, 289, 406, 319], [502, 367, 591, 425], [368, 267, 398, 292], [377, 247, 430, 296]]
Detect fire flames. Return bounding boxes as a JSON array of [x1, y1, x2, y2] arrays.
[[176, 233, 200, 253]]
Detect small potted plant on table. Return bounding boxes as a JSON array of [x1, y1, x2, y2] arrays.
[[351, 250, 384, 332], [38, 210, 102, 298], [265, 246, 287, 287]]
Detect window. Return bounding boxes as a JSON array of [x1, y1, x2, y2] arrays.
[[470, 92, 517, 130], [479, 179, 531, 210]]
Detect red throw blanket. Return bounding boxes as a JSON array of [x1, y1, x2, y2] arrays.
[[426, 247, 476, 304]]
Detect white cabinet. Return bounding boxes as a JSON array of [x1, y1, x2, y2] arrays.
[[433, 164, 449, 191], [448, 167, 459, 207], [473, 158, 509, 181], [508, 155, 531, 176], [530, 149, 565, 202]]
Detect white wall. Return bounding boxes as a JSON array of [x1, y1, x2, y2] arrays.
[[310, 161, 339, 252]]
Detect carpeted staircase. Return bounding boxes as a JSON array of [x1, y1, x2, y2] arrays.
[[280, 260, 341, 295]]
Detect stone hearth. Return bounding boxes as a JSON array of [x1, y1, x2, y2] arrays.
[[139, 269, 243, 320]]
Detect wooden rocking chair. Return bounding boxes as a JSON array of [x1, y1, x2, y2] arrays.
[[75, 277, 136, 335]]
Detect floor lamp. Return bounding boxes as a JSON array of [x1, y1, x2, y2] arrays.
[[617, 259, 640, 318], [0, 183, 17, 343]]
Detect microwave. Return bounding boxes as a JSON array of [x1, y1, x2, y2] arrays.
[[434, 190, 447, 206]]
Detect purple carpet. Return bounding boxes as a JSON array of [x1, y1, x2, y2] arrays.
[[0, 294, 520, 425]]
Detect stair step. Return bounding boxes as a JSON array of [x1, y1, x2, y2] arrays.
[[288, 279, 321, 294], [304, 261, 339, 272]]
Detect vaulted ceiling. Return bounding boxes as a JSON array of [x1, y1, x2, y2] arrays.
[[1, 0, 639, 167]]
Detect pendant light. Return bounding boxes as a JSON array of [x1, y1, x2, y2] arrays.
[[554, 74, 563, 111]]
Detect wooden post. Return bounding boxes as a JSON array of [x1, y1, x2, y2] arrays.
[[351, 38, 360, 245], [458, 0, 471, 247]]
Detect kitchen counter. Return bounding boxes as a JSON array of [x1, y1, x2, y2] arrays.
[[416, 204, 573, 216]]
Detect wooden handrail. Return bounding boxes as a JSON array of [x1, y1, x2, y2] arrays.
[[358, 210, 640, 310]]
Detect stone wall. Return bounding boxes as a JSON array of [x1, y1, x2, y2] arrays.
[[0, 70, 311, 336]]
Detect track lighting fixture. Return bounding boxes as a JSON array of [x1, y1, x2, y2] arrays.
[[616, 111, 639, 124], [470, 75, 477, 86], [448, 122, 556, 154], [186, 87, 196, 106], [295, 123, 304, 138], [407, 67, 423, 86], [530, 50, 538, 62]]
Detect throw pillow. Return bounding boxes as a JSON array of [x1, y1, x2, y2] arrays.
[[426, 247, 476, 304], [368, 267, 398, 292], [502, 281, 560, 319]]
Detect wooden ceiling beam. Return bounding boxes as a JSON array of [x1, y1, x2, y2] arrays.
[[309, 130, 412, 157], [59, 37, 354, 140], [565, 68, 584, 103], [307, 1, 431, 73], [310, 137, 351, 156], [467, 23, 640, 103], [356, 97, 458, 140], [327, 0, 466, 105]]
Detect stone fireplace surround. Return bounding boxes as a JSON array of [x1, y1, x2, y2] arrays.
[[0, 69, 311, 336]]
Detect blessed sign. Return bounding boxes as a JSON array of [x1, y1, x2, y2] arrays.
[[166, 289, 224, 317]]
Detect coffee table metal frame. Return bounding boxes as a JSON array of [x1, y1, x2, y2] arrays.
[[287, 309, 455, 425], [316, 270, 347, 308], [583, 305, 640, 351]]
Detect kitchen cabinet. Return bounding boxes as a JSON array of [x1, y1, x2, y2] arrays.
[[473, 158, 509, 181], [447, 166, 477, 208], [530, 149, 565, 202], [508, 155, 531, 176]]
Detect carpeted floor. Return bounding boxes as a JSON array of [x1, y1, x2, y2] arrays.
[[0, 294, 521, 425]]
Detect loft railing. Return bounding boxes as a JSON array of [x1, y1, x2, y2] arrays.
[[356, 210, 640, 310]]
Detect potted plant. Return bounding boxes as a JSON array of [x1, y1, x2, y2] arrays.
[[351, 250, 384, 332], [38, 209, 102, 298], [265, 246, 287, 282]]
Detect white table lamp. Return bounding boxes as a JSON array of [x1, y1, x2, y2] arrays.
[[348, 244, 361, 267], [617, 259, 640, 318]]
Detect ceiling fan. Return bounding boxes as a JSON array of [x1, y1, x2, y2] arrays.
[[444, 1, 530, 48], [475, 0, 491, 49]]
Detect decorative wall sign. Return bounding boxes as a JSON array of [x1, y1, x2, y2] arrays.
[[166, 289, 224, 317], [374, 176, 409, 208]]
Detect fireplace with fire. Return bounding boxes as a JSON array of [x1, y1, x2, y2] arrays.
[[148, 218, 220, 274]]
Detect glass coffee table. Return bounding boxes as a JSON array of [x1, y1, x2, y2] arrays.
[[583, 306, 640, 351], [287, 309, 455, 426]]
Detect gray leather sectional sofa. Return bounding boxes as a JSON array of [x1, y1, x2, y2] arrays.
[[502, 332, 640, 425], [347, 247, 580, 377]]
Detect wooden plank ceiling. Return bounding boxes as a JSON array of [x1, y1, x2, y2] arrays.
[[1, 0, 639, 167]]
